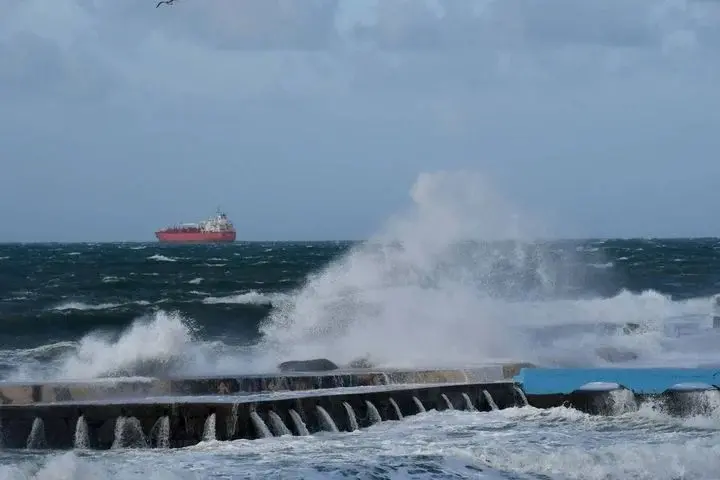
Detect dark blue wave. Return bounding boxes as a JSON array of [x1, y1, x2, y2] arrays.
[[1, 239, 719, 348]]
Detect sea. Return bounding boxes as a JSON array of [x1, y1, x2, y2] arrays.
[[2, 237, 720, 479]]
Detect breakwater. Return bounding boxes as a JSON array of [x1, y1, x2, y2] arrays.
[[5, 364, 720, 450], [0, 364, 528, 449]]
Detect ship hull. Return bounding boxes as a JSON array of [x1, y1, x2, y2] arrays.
[[155, 231, 236, 243]]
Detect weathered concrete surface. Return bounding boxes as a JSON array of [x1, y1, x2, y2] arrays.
[[0, 381, 521, 449], [278, 358, 339, 372], [0, 363, 532, 405]]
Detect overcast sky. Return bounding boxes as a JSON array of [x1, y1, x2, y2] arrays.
[[1, 0, 719, 242]]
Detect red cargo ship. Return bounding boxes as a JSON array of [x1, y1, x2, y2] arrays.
[[155, 210, 237, 243]]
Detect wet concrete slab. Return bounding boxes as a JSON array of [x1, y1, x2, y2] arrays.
[[0, 363, 533, 405]]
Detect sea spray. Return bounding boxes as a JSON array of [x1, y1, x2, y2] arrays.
[[343, 402, 359, 431], [250, 411, 273, 439], [289, 410, 309, 436], [26, 418, 46, 450], [267, 411, 291, 436], [316, 406, 339, 432], [258, 171, 598, 368], [7, 173, 715, 386], [365, 400, 382, 425], [253, 172, 702, 370], [203, 413, 217, 441], [74, 416, 90, 449], [111, 417, 147, 449]]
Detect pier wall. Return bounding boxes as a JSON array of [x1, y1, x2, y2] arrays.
[[0, 381, 520, 450], [5, 364, 720, 451]]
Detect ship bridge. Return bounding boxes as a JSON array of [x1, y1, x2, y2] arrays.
[[200, 211, 234, 233]]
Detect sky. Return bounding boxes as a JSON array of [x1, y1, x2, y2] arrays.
[[1, 0, 719, 242]]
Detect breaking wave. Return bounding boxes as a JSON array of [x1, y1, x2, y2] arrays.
[[255, 171, 720, 369], [5, 310, 268, 381]]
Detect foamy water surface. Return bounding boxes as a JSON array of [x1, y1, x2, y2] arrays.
[[2, 406, 720, 479]]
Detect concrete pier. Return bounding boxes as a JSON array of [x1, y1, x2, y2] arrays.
[[6, 363, 720, 450], [0, 364, 531, 449], [0, 381, 521, 449]]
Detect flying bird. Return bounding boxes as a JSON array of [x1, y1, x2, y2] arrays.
[[156, 0, 175, 7]]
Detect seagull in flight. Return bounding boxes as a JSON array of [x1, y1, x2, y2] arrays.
[[156, 0, 175, 7]]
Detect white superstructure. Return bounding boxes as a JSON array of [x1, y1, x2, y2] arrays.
[[199, 210, 235, 233]]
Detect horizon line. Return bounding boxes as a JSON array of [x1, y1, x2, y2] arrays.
[[0, 236, 718, 245]]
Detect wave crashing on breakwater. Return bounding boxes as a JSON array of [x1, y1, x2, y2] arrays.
[[3, 172, 720, 381]]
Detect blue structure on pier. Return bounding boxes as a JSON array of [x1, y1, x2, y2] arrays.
[[514, 367, 720, 394]]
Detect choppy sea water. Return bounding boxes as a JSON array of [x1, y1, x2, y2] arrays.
[[3, 237, 720, 478], [2, 239, 720, 379]]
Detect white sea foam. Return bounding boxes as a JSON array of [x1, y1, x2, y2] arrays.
[[147, 254, 176, 262], [51, 300, 154, 312], [4, 407, 716, 479], [18, 288, 715, 382], [59, 311, 199, 379], [0, 451, 195, 479], [202, 291, 283, 306], [52, 301, 122, 312]]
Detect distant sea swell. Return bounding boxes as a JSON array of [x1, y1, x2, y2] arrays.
[[1, 238, 720, 380], [0, 242, 340, 346]]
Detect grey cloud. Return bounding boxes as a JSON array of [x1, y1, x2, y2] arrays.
[[514, 0, 656, 48], [3, 0, 717, 92], [18, 0, 709, 54], [129, 0, 343, 51], [350, 0, 720, 51], [143, 0, 720, 95], [2, 0, 720, 240], [0, 32, 64, 92], [0, 32, 118, 103], [144, 0, 720, 51], [2, 0, 716, 111]]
